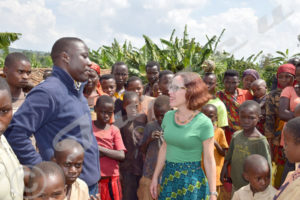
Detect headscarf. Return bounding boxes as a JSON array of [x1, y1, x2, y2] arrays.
[[89, 62, 103, 95], [277, 64, 296, 89], [242, 69, 260, 80], [90, 62, 101, 75]]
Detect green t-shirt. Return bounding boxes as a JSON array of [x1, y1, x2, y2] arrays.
[[207, 97, 228, 128], [225, 130, 272, 190], [162, 110, 214, 163]]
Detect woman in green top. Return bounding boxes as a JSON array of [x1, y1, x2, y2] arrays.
[[150, 72, 217, 200]]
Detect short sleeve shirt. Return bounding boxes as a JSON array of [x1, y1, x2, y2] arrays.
[[162, 110, 214, 163], [92, 123, 126, 177], [280, 86, 300, 111], [207, 98, 228, 128], [225, 130, 271, 190]]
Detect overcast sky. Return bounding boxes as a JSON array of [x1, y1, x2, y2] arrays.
[[1, 0, 299, 59]]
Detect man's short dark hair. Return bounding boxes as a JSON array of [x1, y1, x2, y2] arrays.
[[146, 61, 160, 71], [50, 37, 84, 62], [95, 95, 114, 108], [223, 69, 239, 80], [286, 117, 300, 144], [111, 62, 127, 74], [158, 70, 174, 81], [4, 52, 30, 68], [100, 74, 115, 83]]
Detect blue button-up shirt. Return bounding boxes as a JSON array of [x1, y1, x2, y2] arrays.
[[5, 66, 100, 186]]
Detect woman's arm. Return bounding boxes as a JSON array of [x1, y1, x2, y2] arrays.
[[203, 137, 217, 200], [98, 146, 125, 161], [279, 96, 294, 122], [150, 141, 167, 199]]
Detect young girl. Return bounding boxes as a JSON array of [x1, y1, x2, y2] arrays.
[[93, 95, 126, 200], [221, 100, 271, 194]]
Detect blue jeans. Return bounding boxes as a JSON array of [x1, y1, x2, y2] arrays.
[[88, 182, 99, 197]]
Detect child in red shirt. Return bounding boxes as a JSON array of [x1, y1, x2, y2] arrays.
[[93, 95, 126, 200]]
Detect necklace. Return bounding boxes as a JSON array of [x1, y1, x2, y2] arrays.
[[175, 111, 197, 124]]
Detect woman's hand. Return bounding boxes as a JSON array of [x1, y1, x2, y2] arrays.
[[150, 177, 159, 199]]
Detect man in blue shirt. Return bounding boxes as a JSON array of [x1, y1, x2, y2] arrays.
[[4, 37, 100, 196]]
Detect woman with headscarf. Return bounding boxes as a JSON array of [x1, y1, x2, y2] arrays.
[[265, 63, 296, 188], [83, 62, 104, 120], [242, 69, 260, 90]]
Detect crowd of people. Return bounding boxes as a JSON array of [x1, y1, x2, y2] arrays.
[[1, 36, 300, 200]]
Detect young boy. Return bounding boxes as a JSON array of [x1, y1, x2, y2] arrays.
[[221, 100, 271, 194], [52, 139, 90, 200], [118, 91, 147, 200], [111, 62, 128, 100], [203, 72, 228, 129], [202, 104, 229, 200], [232, 154, 277, 200], [126, 76, 156, 122], [217, 69, 252, 144], [3, 52, 31, 113], [158, 70, 174, 96], [251, 79, 268, 135], [274, 117, 300, 199], [100, 74, 117, 100], [144, 61, 160, 97], [28, 161, 66, 200], [137, 95, 171, 200], [93, 95, 126, 200], [0, 77, 24, 200]]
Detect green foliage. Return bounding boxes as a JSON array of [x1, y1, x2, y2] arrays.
[[0, 32, 22, 55]]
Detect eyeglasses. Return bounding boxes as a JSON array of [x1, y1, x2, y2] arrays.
[[168, 85, 186, 92]]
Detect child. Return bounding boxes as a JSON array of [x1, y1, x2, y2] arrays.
[[217, 69, 252, 144], [221, 100, 271, 194], [203, 72, 228, 129], [126, 76, 155, 122], [251, 79, 268, 135], [3, 52, 31, 113], [111, 62, 128, 100], [93, 95, 126, 200], [52, 139, 90, 200], [0, 77, 24, 200], [202, 104, 229, 200], [242, 69, 260, 91], [144, 61, 160, 97], [100, 74, 117, 100], [119, 91, 147, 200], [274, 117, 300, 199], [158, 70, 174, 96], [137, 95, 171, 200], [27, 161, 66, 200], [232, 154, 277, 200]]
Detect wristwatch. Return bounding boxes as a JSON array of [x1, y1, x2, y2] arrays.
[[209, 191, 218, 197]]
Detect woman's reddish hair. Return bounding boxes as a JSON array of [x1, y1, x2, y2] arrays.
[[176, 72, 211, 110]]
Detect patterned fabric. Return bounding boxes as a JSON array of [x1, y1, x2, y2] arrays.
[[265, 88, 286, 170], [216, 88, 251, 144], [159, 161, 209, 200]]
